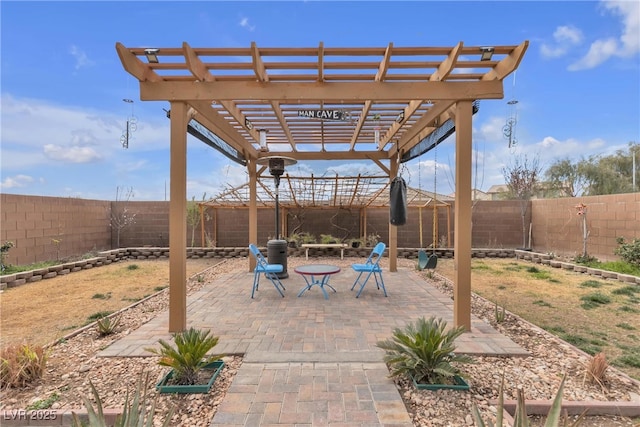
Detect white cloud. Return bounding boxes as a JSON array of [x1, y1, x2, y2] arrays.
[[239, 16, 255, 32], [569, 0, 640, 70], [568, 37, 619, 70], [602, 0, 640, 56], [69, 45, 95, 70], [0, 174, 35, 189], [43, 144, 103, 163], [540, 25, 584, 59]]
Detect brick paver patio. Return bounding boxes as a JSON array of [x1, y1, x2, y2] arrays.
[[99, 260, 527, 426]]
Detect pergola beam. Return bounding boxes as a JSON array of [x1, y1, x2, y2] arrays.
[[140, 80, 503, 102]]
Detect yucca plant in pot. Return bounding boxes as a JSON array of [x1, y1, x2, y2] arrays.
[[145, 327, 224, 394], [376, 316, 474, 390]]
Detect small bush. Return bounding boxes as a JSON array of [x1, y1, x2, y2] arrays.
[[618, 305, 639, 313], [574, 254, 598, 265], [533, 299, 552, 307], [0, 241, 14, 272], [579, 280, 603, 288], [612, 286, 640, 296], [96, 315, 121, 336], [126, 264, 139, 270], [495, 301, 506, 323], [26, 392, 59, 410], [585, 352, 608, 386], [0, 343, 48, 388], [558, 333, 603, 355], [580, 292, 611, 309], [616, 322, 636, 331], [92, 292, 112, 300], [87, 311, 113, 322], [613, 353, 640, 369], [615, 237, 640, 268]]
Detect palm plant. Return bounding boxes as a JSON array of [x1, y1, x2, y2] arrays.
[[145, 327, 222, 385], [376, 316, 473, 385]]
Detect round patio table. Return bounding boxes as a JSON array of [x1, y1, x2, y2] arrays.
[[294, 264, 341, 300]]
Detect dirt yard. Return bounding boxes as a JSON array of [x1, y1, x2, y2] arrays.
[[1, 255, 638, 381], [0, 258, 219, 347], [435, 257, 640, 381]]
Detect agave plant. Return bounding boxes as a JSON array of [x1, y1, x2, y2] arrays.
[[471, 372, 586, 427], [376, 316, 474, 385], [72, 372, 173, 427], [96, 314, 121, 336], [145, 327, 222, 385]]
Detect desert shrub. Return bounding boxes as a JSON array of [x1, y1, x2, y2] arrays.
[[87, 311, 113, 322], [26, 392, 59, 410], [613, 353, 640, 369], [0, 241, 14, 272], [580, 292, 611, 309], [579, 280, 603, 288], [612, 286, 640, 296], [0, 343, 48, 388], [616, 322, 636, 330], [96, 315, 121, 336], [585, 352, 608, 386], [615, 237, 640, 268]]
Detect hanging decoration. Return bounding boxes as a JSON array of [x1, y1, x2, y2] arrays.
[[390, 175, 407, 226], [120, 98, 137, 149], [503, 72, 519, 149]]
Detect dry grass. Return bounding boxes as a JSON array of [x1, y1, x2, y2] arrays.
[[0, 259, 218, 347], [435, 257, 640, 380], [586, 352, 609, 386], [0, 343, 48, 388]]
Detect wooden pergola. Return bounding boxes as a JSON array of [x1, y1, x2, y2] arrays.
[[116, 41, 528, 332], [197, 174, 452, 248]]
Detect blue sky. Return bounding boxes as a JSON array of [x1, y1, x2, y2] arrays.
[[1, 1, 638, 201]]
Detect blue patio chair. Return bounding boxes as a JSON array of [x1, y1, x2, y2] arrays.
[[350, 242, 387, 298], [249, 244, 285, 298]]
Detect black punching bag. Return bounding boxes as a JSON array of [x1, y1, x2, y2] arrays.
[[390, 176, 407, 226]]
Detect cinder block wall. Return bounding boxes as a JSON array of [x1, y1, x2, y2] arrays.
[[4, 192, 636, 266], [531, 193, 640, 261], [0, 194, 111, 266], [470, 201, 527, 248]]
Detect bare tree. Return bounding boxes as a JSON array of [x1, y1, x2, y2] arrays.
[[502, 154, 542, 249], [186, 193, 207, 247], [111, 186, 136, 248]]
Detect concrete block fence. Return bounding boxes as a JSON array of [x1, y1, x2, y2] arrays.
[[0, 247, 516, 289], [3, 246, 637, 290], [514, 249, 640, 285]]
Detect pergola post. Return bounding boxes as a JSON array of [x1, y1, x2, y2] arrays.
[[453, 100, 473, 331], [169, 102, 188, 332], [248, 159, 257, 271]]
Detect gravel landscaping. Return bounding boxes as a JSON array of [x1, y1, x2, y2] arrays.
[[1, 257, 639, 426]]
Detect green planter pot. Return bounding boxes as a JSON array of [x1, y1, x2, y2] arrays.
[[411, 374, 470, 391], [156, 360, 224, 394]]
